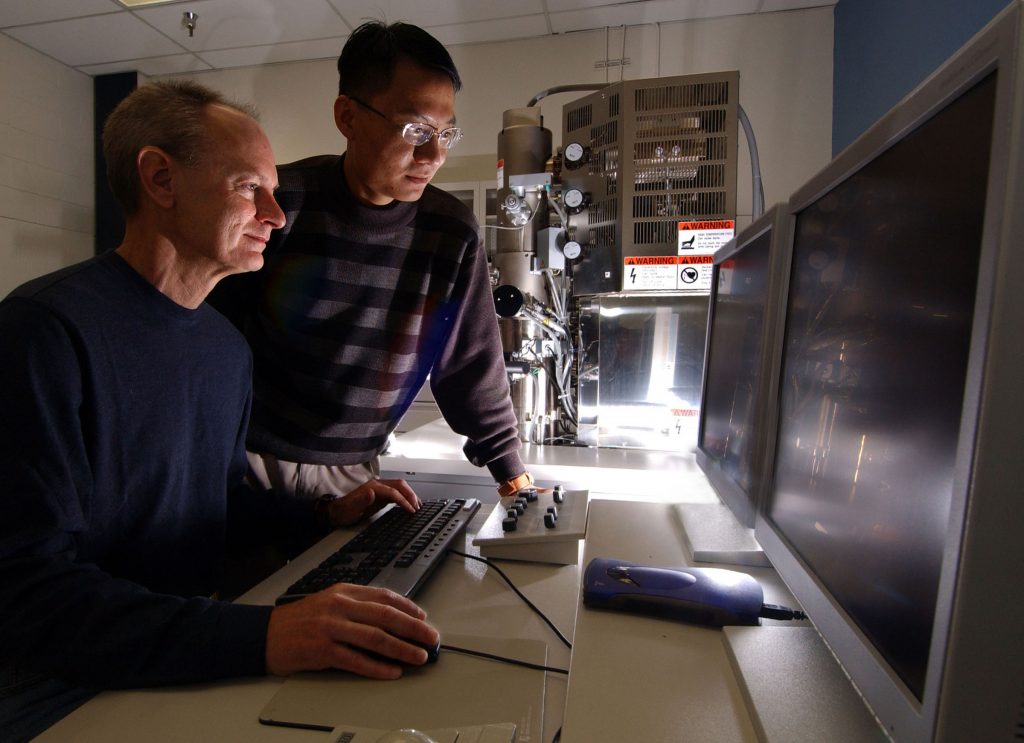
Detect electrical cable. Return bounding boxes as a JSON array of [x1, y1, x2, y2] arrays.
[[738, 103, 765, 219], [439, 644, 568, 675], [759, 603, 807, 621], [450, 549, 573, 650], [526, 83, 611, 107]]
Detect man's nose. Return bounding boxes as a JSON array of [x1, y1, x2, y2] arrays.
[[413, 134, 446, 167]]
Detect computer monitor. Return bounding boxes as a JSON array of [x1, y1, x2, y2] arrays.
[[754, 2, 1024, 740], [695, 204, 793, 529]]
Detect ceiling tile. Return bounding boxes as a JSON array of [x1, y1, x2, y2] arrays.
[[0, 0, 831, 76], [327, 0, 546, 29], [0, 0, 121, 28], [3, 13, 187, 66], [551, 0, 762, 33], [79, 53, 213, 77], [544, 0, 629, 10], [132, 0, 349, 52], [426, 14, 551, 46], [197, 36, 345, 69]]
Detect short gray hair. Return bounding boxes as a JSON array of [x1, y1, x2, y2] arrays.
[[102, 79, 258, 215]]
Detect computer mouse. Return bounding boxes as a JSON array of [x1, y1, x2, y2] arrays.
[[361, 633, 441, 665], [374, 728, 437, 743], [416, 634, 442, 663], [583, 558, 764, 627]]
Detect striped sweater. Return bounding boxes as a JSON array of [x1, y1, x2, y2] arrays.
[[211, 154, 524, 482]]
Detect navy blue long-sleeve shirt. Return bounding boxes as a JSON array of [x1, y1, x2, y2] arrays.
[[0, 252, 315, 690]]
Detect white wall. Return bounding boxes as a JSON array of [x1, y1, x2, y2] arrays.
[[0, 34, 94, 297], [164, 7, 834, 227]]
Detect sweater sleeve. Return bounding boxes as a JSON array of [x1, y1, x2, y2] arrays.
[[0, 299, 271, 690], [427, 234, 526, 483]]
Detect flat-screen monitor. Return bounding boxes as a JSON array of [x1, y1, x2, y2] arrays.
[[696, 204, 792, 528], [754, 2, 1024, 740]]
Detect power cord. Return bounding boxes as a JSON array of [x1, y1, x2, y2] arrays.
[[449, 549, 572, 650]]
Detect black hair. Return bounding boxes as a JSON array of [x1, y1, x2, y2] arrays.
[[337, 21, 462, 97]]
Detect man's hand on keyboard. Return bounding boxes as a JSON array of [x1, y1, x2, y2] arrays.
[[265, 583, 439, 679], [325, 478, 421, 527]]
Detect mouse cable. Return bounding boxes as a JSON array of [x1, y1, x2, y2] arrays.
[[439, 643, 568, 675], [449, 549, 572, 650]]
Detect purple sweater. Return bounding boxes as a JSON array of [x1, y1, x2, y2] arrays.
[[211, 155, 524, 482]]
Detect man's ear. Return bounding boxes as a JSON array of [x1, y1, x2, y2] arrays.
[[137, 146, 175, 209], [334, 95, 356, 138]]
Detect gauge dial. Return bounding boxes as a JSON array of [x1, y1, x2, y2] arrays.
[[564, 189, 585, 209]]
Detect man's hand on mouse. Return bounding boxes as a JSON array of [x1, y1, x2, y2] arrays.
[[265, 584, 440, 679], [320, 478, 421, 527]]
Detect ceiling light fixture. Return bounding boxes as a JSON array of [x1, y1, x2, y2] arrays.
[[116, 0, 182, 7], [182, 11, 198, 37]]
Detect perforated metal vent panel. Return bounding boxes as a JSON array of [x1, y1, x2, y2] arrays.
[[562, 71, 738, 295]]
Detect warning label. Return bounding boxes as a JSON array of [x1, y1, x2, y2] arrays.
[[624, 256, 678, 266], [621, 220, 735, 292], [674, 219, 735, 292], [623, 260, 677, 290], [621, 254, 717, 291]]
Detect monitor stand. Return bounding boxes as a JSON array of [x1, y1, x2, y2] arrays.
[[722, 626, 888, 743], [673, 502, 770, 567]]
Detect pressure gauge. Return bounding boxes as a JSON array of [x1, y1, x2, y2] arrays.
[[564, 142, 586, 168], [564, 188, 585, 210], [562, 241, 583, 260]]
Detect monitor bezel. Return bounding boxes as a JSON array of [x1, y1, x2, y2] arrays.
[[754, 3, 1024, 741], [696, 203, 793, 528]]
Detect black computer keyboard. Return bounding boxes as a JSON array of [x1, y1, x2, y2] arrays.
[[276, 497, 481, 604]]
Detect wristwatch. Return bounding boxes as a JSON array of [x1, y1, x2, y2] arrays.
[[496, 472, 534, 498]]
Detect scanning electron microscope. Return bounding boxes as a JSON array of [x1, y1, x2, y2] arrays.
[[489, 72, 742, 451]]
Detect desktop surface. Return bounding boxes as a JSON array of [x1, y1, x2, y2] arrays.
[[34, 502, 579, 743], [32, 473, 813, 743], [562, 499, 799, 743]]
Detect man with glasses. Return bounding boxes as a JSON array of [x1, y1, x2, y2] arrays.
[[212, 22, 533, 528]]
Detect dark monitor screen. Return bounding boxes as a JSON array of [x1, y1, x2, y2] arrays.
[[697, 225, 775, 525], [766, 71, 995, 701]]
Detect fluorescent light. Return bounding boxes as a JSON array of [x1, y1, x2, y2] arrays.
[[116, 0, 181, 7]]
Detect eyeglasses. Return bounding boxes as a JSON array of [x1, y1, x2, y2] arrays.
[[349, 96, 463, 150]]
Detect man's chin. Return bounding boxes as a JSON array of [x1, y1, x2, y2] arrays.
[[230, 252, 265, 275], [397, 179, 430, 202]]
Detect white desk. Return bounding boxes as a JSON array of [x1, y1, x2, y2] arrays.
[[35, 506, 580, 743], [382, 419, 718, 503], [561, 500, 799, 742], [35, 470, 806, 743]]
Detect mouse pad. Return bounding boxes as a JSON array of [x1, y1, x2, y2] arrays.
[[259, 634, 546, 741]]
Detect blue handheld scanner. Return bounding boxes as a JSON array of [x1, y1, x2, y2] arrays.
[[583, 557, 764, 627]]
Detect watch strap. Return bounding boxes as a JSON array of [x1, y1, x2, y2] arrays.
[[496, 472, 534, 498]]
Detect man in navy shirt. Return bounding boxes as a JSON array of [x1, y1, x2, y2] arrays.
[[0, 80, 435, 742]]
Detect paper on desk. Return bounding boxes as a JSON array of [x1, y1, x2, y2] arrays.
[[259, 634, 546, 741]]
